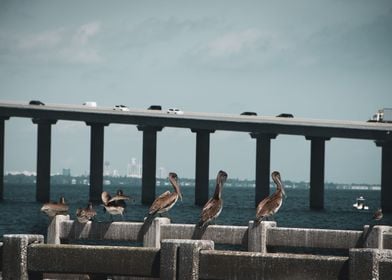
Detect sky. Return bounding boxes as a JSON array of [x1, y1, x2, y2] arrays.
[[0, 0, 391, 184]]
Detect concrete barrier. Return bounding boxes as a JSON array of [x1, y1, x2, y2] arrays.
[[50, 215, 392, 253], [28, 243, 160, 277], [199, 250, 349, 280], [2, 234, 392, 279]]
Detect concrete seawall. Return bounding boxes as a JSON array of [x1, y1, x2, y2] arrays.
[[1, 216, 392, 279]]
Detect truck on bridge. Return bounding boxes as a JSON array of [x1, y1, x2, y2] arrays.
[[369, 108, 392, 123]]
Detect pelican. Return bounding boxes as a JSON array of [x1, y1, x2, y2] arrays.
[[197, 170, 228, 229], [40, 197, 69, 217], [373, 208, 383, 221], [76, 202, 97, 223], [101, 189, 130, 219], [146, 172, 182, 221], [255, 171, 285, 224]]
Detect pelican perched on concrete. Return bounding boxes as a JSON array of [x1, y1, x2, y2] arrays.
[[197, 170, 228, 229], [76, 202, 97, 223], [40, 197, 69, 217], [101, 189, 130, 219], [145, 172, 182, 222], [255, 171, 285, 224]]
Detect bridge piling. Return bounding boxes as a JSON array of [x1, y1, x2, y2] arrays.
[[192, 129, 214, 206], [0, 117, 8, 201], [86, 122, 108, 203], [32, 118, 57, 202], [307, 137, 329, 210], [378, 141, 392, 212], [251, 133, 277, 207], [137, 125, 163, 205]]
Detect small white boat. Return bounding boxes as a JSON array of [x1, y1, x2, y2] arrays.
[[353, 196, 369, 210]]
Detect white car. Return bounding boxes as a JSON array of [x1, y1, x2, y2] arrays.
[[113, 104, 130, 111], [167, 108, 184, 115], [83, 101, 97, 107]]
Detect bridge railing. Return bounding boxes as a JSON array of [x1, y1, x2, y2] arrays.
[[49, 215, 392, 252], [1, 234, 392, 279]]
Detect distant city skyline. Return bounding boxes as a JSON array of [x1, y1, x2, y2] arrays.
[[1, 1, 391, 184]]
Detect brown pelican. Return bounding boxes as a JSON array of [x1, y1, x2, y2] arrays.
[[101, 189, 130, 219], [197, 170, 228, 229], [40, 197, 69, 217], [373, 208, 383, 221], [76, 202, 97, 223], [255, 171, 285, 224], [146, 172, 182, 221]]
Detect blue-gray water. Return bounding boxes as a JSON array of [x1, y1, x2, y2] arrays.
[[0, 183, 390, 241]]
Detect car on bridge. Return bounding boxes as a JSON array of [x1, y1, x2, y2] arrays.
[[113, 105, 130, 111], [240, 111, 257, 116], [276, 113, 294, 118], [148, 105, 162, 110], [167, 108, 184, 115], [29, 100, 45, 106]]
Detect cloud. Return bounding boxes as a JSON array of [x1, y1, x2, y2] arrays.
[[206, 29, 262, 57], [72, 22, 100, 47], [0, 21, 103, 64]]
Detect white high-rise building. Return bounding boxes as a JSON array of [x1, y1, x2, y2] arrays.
[[127, 157, 142, 178]]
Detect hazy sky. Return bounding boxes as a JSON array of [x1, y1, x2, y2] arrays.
[[0, 0, 391, 183]]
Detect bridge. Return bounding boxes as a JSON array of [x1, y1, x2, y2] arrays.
[[0, 101, 391, 211]]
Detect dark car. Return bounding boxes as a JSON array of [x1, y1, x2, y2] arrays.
[[29, 100, 45, 106], [276, 113, 294, 118], [240, 111, 257, 116], [148, 105, 162, 110]]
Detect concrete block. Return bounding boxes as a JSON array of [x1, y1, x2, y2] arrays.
[[2, 234, 44, 280], [143, 217, 170, 248], [248, 221, 276, 253], [199, 250, 348, 280], [60, 220, 143, 242], [363, 225, 391, 249], [160, 239, 214, 280], [28, 244, 160, 277], [47, 214, 70, 244], [161, 223, 247, 246], [349, 248, 392, 280]]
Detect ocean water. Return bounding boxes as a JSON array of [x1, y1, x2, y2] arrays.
[[0, 183, 390, 241]]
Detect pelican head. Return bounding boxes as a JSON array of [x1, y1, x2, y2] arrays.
[[169, 172, 182, 201], [271, 171, 286, 197], [218, 170, 228, 185]]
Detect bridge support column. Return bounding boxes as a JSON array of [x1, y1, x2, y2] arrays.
[[0, 117, 9, 201], [250, 133, 277, 207], [191, 129, 214, 206], [376, 140, 392, 213], [137, 126, 163, 205], [306, 136, 330, 210], [86, 122, 108, 203], [32, 118, 57, 202]]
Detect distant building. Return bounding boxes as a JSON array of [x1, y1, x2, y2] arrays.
[[127, 157, 142, 178], [62, 168, 71, 177]]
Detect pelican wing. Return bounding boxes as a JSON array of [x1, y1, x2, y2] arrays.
[[199, 198, 222, 223], [108, 195, 130, 203], [256, 193, 282, 219], [101, 191, 111, 205], [148, 191, 173, 214]]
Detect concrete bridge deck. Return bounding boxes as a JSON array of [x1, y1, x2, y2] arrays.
[[0, 101, 391, 211]]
